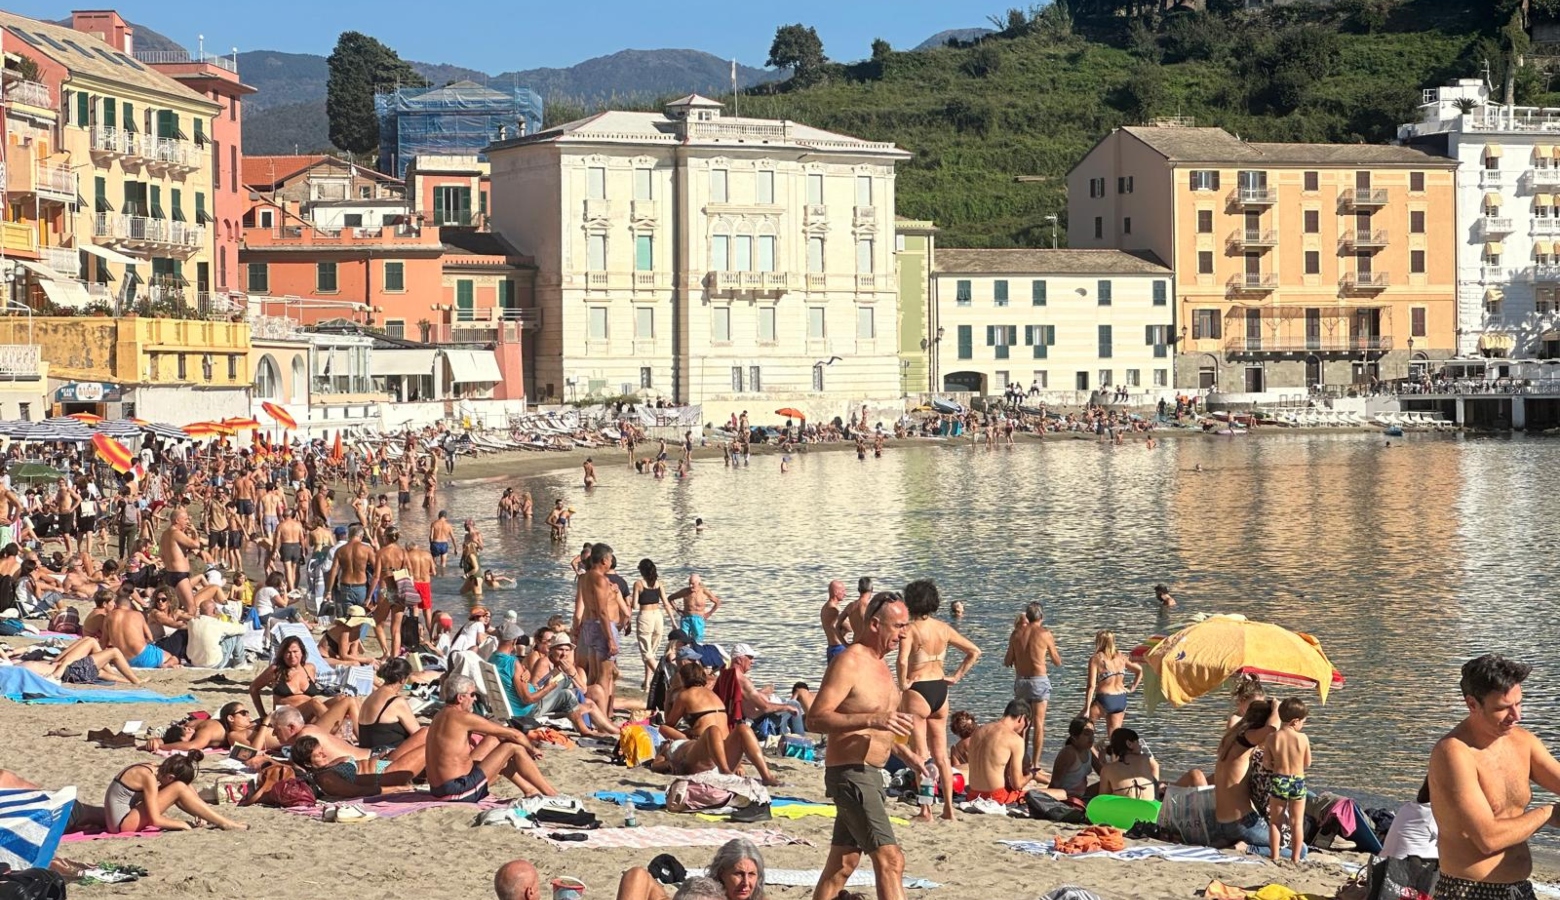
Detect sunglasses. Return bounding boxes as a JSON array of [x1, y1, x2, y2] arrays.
[[864, 591, 903, 622]]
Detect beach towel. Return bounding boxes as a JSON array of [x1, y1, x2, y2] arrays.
[[0, 668, 194, 704], [277, 793, 506, 821], [0, 788, 74, 870], [763, 868, 940, 890], [712, 666, 743, 728], [60, 827, 164, 843], [528, 825, 806, 851], [1001, 840, 1260, 865], [695, 804, 912, 826], [592, 790, 665, 811]]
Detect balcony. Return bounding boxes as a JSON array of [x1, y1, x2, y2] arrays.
[[804, 273, 827, 292], [143, 137, 200, 172], [856, 274, 881, 291], [32, 164, 76, 203], [41, 247, 79, 280], [417, 308, 537, 343], [1478, 217, 1516, 237], [804, 204, 827, 225], [1225, 335, 1393, 355], [1534, 264, 1560, 282], [1481, 266, 1508, 282], [1228, 229, 1279, 249], [583, 198, 611, 221], [1232, 187, 1276, 206], [94, 213, 205, 255], [1345, 188, 1389, 207], [1227, 273, 1278, 293], [584, 272, 610, 291], [4, 80, 50, 109], [88, 127, 135, 159], [853, 205, 877, 227], [632, 271, 669, 291], [630, 200, 657, 222], [707, 271, 789, 294], [132, 49, 237, 74], [1479, 170, 1506, 190], [1343, 229, 1390, 250], [0, 344, 41, 379], [1531, 168, 1560, 187], [1342, 271, 1391, 292], [1534, 218, 1560, 235]]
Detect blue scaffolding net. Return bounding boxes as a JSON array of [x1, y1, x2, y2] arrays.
[[375, 81, 544, 178]]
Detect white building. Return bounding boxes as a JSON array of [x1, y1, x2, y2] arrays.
[[485, 95, 911, 421], [932, 249, 1175, 401], [1400, 79, 1560, 358], [304, 331, 384, 436]]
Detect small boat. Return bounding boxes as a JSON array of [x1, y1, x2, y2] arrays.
[[929, 397, 965, 415]]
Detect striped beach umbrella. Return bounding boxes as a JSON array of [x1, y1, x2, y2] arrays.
[[67, 412, 103, 424], [23, 419, 91, 442], [223, 416, 261, 430], [261, 401, 298, 431], [91, 433, 135, 474], [140, 421, 186, 441], [94, 418, 142, 438], [182, 422, 226, 439]]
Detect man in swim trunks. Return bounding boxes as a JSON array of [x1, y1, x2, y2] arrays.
[[964, 699, 1042, 805], [668, 573, 721, 643], [1429, 654, 1560, 900], [425, 675, 555, 801], [327, 524, 373, 619], [820, 579, 850, 662], [274, 509, 306, 591], [396, 469, 411, 509], [808, 592, 915, 900], [0, 481, 22, 548], [1004, 601, 1062, 771], [104, 594, 180, 668], [407, 537, 436, 635], [572, 543, 629, 713], [429, 511, 454, 576], [158, 507, 202, 614], [259, 482, 283, 538]]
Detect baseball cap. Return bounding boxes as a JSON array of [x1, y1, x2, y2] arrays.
[[333, 525, 348, 538], [733, 642, 758, 660], [667, 628, 691, 644], [548, 633, 574, 650], [498, 623, 524, 642]]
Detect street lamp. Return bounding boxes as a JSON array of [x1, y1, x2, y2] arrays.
[[1044, 215, 1058, 249]]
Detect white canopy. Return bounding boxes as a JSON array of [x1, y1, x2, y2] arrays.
[[37, 279, 92, 309], [371, 349, 437, 377], [444, 349, 502, 384], [79, 243, 143, 265]]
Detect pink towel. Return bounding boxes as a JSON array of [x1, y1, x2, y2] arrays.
[[62, 827, 165, 842]]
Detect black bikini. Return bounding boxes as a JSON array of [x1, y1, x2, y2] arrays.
[[274, 669, 324, 699], [909, 680, 949, 714]]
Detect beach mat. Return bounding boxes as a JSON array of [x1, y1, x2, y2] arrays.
[[61, 827, 164, 843], [1001, 841, 1258, 865], [278, 793, 506, 821], [530, 825, 806, 851], [765, 868, 941, 889], [0, 668, 195, 705], [695, 803, 911, 826]]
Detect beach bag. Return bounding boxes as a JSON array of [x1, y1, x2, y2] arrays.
[[666, 777, 735, 812], [0, 867, 66, 900], [612, 725, 654, 767], [1367, 855, 1438, 900], [240, 763, 312, 808], [0, 620, 24, 637], [1157, 784, 1219, 846], [46, 608, 79, 635], [780, 735, 816, 761]]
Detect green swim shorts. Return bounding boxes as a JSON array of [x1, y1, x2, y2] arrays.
[[824, 763, 898, 852]]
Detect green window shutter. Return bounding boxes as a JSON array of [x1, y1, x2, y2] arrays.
[[94, 176, 107, 210], [1024, 325, 1034, 346], [170, 188, 184, 222], [957, 325, 972, 360], [1032, 280, 1046, 305], [457, 280, 474, 311], [122, 102, 133, 131], [1146, 325, 1155, 346], [994, 280, 1008, 304], [149, 185, 163, 219], [1098, 280, 1112, 305], [1046, 325, 1056, 345], [985, 325, 995, 346], [195, 192, 206, 223], [499, 280, 515, 309], [384, 262, 404, 291], [102, 99, 116, 128], [1153, 280, 1167, 306], [76, 92, 90, 126]]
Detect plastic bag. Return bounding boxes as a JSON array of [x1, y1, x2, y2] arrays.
[[0, 867, 67, 900]]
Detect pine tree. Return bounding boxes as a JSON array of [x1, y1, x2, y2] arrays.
[[325, 31, 429, 161]]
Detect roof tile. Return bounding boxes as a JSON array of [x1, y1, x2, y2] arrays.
[[935, 248, 1170, 275]]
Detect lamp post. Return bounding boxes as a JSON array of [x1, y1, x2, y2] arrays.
[[1045, 214, 1058, 249]]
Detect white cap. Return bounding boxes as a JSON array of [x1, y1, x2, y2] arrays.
[[733, 642, 757, 660]]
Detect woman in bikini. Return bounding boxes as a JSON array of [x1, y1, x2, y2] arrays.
[[630, 557, 674, 693], [102, 751, 246, 832], [896, 579, 981, 821], [657, 662, 776, 785], [1099, 727, 1206, 800], [318, 607, 375, 665], [1081, 629, 1141, 740], [356, 658, 422, 752], [247, 636, 357, 731]]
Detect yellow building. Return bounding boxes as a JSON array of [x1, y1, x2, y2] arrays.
[[0, 10, 221, 312], [1, 52, 75, 292], [1068, 124, 1458, 392]]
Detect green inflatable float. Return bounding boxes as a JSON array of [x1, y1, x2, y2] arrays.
[[1085, 794, 1161, 830]]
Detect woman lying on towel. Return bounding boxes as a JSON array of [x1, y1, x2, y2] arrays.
[[291, 735, 419, 800], [142, 702, 282, 753]]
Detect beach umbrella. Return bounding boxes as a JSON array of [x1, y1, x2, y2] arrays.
[[261, 401, 298, 431], [23, 419, 91, 442], [223, 416, 261, 430], [182, 422, 226, 439], [775, 407, 807, 420], [93, 418, 141, 438], [330, 431, 344, 463], [140, 421, 186, 441], [67, 412, 103, 424], [6, 461, 64, 484], [0, 420, 29, 439], [91, 433, 134, 474], [1140, 614, 1343, 711]]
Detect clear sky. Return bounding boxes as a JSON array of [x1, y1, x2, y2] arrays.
[[3, 1, 987, 72]]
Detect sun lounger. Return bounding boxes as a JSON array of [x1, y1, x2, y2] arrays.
[[267, 622, 374, 696]]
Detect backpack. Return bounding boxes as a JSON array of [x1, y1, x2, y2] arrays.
[[46, 608, 80, 635], [612, 724, 654, 768]]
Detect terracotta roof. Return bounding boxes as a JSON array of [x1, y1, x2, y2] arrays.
[[0, 11, 219, 111], [242, 155, 403, 189], [935, 248, 1170, 275], [1119, 125, 1457, 167]]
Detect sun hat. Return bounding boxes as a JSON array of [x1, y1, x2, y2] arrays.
[[341, 605, 374, 628], [549, 633, 574, 650]]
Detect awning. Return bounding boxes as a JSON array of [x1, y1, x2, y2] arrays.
[[444, 349, 502, 384], [1486, 241, 1505, 255], [1485, 143, 1504, 158], [1485, 192, 1504, 207], [1543, 330, 1560, 342], [1485, 287, 1505, 302], [15, 260, 63, 281], [371, 349, 437, 378], [1479, 333, 1515, 352], [1538, 145, 1554, 160], [1537, 241, 1553, 256], [80, 243, 142, 265], [37, 279, 91, 309], [1538, 194, 1555, 207]]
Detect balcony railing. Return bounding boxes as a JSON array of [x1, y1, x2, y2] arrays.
[[804, 273, 827, 292], [853, 205, 877, 224], [1227, 273, 1278, 292], [1346, 188, 1389, 207], [1342, 271, 1391, 291], [856, 274, 881, 291], [1481, 265, 1508, 282], [94, 213, 205, 251], [1229, 229, 1279, 248], [89, 126, 133, 156], [804, 204, 827, 224], [132, 49, 237, 74], [1534, 264, 1560, 282], [4, 80, 50, 108], [1479, 217, 1516, 237], [41, 246, 79, 279], [1479, 171, 1506, 189], [1233, 187, 1276, 205], [1535, 218, 1560, 235], [707, 271, 790, 293], [144, 137, 200, 170], [1343, 229, 1390, 249], [0, 344, 41, 379], [34, 163, 75, 202], [1225, 335, 1393, 354]]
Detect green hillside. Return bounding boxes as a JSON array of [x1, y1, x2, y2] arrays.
[[738, 0, 1523, 248]]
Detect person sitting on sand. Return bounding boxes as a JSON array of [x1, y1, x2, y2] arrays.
[[248, 635, 358, 730], [318, 605, 375, 665], [949, 710, 978, 768], [518, 633, 620, 739], [654, 661, 778, 785], [425, 675, 555, 801], [1099, 727, 1206, 800], [291, 734, 418, 799], [102, 751, 246, 833], [963, 699, 1044, 805], [356, 658, 423, 752], [1039, 717, 1102, 801], [616, 837, 766, 900]]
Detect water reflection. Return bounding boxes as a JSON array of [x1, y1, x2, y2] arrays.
[[397, 433, 1560, 806]]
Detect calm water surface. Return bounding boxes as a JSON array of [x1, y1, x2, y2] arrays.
[[399, 432, 1560, 806]]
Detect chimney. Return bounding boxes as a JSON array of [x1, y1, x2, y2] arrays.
[[69, 10, 132, 53]]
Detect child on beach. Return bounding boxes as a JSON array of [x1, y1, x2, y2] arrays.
[[1263, 698, 1312, 862]]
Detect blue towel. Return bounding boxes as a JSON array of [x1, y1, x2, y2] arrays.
[[592, 789, 666, 811], [0, 667, 196, 704]]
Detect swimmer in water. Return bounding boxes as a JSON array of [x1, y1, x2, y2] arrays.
[[950, 598, 965, 619], [694, 517, 705, 532], [1194, 463, 1203, 473], [483, 570, 517, 589], [1154, 583, 1176, 608]]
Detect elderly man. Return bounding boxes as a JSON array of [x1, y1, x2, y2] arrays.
[[820, 579, 851, 662], [720, 643, 806, 739], [425, 675, 555, 801], [493, 860, 540, 900], [668, 573, 721, 643], [185, 598, 247, 669]]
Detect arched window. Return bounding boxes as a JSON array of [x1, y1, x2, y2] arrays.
[[291, 356, 307, 404], [253, 354, 280, 399]]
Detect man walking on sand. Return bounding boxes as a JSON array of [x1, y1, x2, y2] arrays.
[[1004, 601, 1061, 771], [1429, 654, 1560, 900], [808, 591, 915, 900]]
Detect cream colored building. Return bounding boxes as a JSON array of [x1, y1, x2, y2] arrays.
[[486, 95, 911, 419], [932, 249, 1174, 400]]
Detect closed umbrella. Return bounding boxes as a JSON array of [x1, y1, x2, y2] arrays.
[[330, 431, 344, 463], [91, 433, 134, 474], [1140, 614, 1343, 711], [261, 402, 298, 431]]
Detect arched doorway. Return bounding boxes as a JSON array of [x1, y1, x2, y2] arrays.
[[291, 356, 307, 404], [942, 371, 985, 394], [253, 354, 281, 400]]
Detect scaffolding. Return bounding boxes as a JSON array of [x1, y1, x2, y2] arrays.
[[375, 81, 544, 178]]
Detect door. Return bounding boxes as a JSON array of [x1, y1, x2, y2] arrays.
[[1354, 308, 1381, 350], [1355, 211, 1372, 239], [1305, 356, 1322, 387], [1199, 366, 1217, 390], [1245, 308, 1262, 351], [1075, 371, 1089, 391], [1305, 308, 1321, 351], [1245, 211, 1261, 241], [1245, 366, 1265, 393]]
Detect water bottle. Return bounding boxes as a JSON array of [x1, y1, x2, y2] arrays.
[[917, 772, 935, 807], [621, 798, 637, 827]]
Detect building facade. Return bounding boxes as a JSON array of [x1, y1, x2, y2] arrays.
[[932, 249, 1174, 400], [895, 218, 935, 395], [1, 46, 77, 306], [406, 154, 489, 228], [1068, 124, 1458, 393], [377, 82, 542, 180], [486, 95, 910, 418]]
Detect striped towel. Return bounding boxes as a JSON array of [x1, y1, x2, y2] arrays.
[[278, 793, 505, 820], [764, 868, 941, 889], [0, 787, 75, 869], [1000, 841, 1259, 865], [530, 825, 807, 851]]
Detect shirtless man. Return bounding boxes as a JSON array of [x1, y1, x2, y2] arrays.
[[407, 538, 436, 635], [369, 526, 413, 659], [422, 467, 437, 510], [1004, 602, 1063, 771], [54, 478, 79, 554], [396, 468, 412, 510], [1429, 654, 1560, 900], [429, 511, 454, 576], [327, 524, 374, 621], [274, 509, 306, 591], [158, 507, 203, 615], [424, 676, 555, 801], [233, 469, 257, 533], [582, 457, 596, 488], [668, 573, 721, 644], [264, 705, 425, 770], [964, 700, 1043, 805], [1212, 698, 1281, 853], [571, 543, 629, 711], [820, 579, 850, 663], [104, 594, 180, 669], [312, 488, 333, 528], [808, 592, 915, 900], [0, 481, 22, 547], [843, 576, 875, 641]]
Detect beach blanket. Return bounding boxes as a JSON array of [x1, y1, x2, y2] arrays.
[[695, 804, 912, 826], [278, 793, 506, 821], [530, 825, 806, 851], [1001, 840, 1260, 865], [61, 827, 164, 843], [0, 787, 74, 870], [764, 868, 941, 890], [593, 790, 666, 811], [0, 668, 194, 704]]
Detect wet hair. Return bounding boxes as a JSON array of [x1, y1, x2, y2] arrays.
[[1461, 654, 1531, 703], [950, 710, 977, 738], [638, 558, 658, 582], [679, 660, 709, 687], [1416, 778, 1431, 805], [1153, 583, 1170, 597], [1003, 698, 1030, 721], [791, 681, 809, 693], [707, 837, 765, 896], [903, 579, 940, 618], [1106, 727, 1140, 760], [1278, 698, 1309, 723], [1024, 601, 1044, 623], [291, 735, 324, 768], [857, 577, 872, 594], [157, 750, 204, 784], [162, 720, 193, 742], [1067, 716, 1094, 740], [379, 657, 412, 685]]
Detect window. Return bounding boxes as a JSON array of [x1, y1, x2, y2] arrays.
[[1305, 210, 1320, 233], [957, 324, 972, 359], [807, 173, 824, 205], [1124, 217, 1132, 235], [149, 185, 163, 219], [1410, 210, 1425, 234], [807, 237, 824, 273], [384, 261, 405, 291], [758, 235, 776, 272], [994, 280, 1009, 307], [342, 213, 362, 227], [808, 307, 826, 339], [499, 280, 516, 310], [856, 175, 872, 207], [734, 235, 753, 271], [1154, 369, 1168, 387], [1304, 171, 1319, 192], [749, 366, 762, 392], [177, 354, 186, 380], [587, 167, 606, 200], [247, 263, 268, 294], [1484, 152, 1500, 171], [360, 186, 373, 199], [713, 235, 730, 271], [956, 279, 972, 305], [757, 170, 775, 204], [1099, 369, 1113, 387], [635, 306, 654, 339], [641, 367, 653, 389], [635, 235, 654, 272], [433, 186, 472, 225], [1026, 325, 1056, 358], [316, 262, 337, 293], [856, 239, 874, 274], [1093, 217, 1103, 239], [633, 168, 652, 201], [813, 366, 824, 392], [1411, 250, 1426, 274], [1198, 251, 1214, 275], [1197, 210, 1213, 234], [1032, 371, 1048, 389], [710, 168, 729, 203], [758, 306, 776, 343], [988, 325, 1016, 358], [1146, 324, 1170, 357], [455, 280, 474, 318], [1097, 280, 1112, 305], [170, 188, 184, 222], [228, 355, 238, 381], [711, 306, 732, 342], [588, 306, 608, 340], [1088, 177, 1104, 198], [1152, 281, 1167, 306], [1305, 250, 1320, 275], [75, 91, 90, 127], [1126, 369, 1141, 387], [258, 209, 274, 229], [587, 234, 606, 271], [1190, 170, 1220, 191], [1098, 325, 1113, 359], [1411, 307, 1427, 337], [1192, 308, 1222, 340], [1032, 280, 1046, 306], [1117, 176, 1134, 194], [1410, 171, 1425, 192], [857, 306, 875, 339]]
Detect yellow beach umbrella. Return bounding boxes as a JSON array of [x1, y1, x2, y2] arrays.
[[1141, 614, 1343, 711]]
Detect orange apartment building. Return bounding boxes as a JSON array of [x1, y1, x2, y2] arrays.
[[0, 45, 76, 302], [405, 154, 488, 227], [1068, 125, 1459, 392]]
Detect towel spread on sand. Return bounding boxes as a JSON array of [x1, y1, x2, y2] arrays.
[[1001, 841, 1259, 865], [61, 828, 165, 843], [0, 668, 195, 704], [763, 868, 941, 889], [529, 825, 807, 851], [278, 793, 506, 820], [695, 804, 911, 826], [592, 790, 666, 810]]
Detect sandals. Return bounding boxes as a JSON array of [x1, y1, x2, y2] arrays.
[[322, 804, 376, 823]]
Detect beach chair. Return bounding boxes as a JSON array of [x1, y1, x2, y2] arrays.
[[477, 659, 516, 722], [266, 622, 374, 695]]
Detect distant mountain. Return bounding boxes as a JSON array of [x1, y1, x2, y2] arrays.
[[914, 28, 996, 50], [501, 49, 774, 104]]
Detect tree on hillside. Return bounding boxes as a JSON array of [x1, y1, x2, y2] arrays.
[[767, 24, 827, 86], [326, 31, 429, 160], [871, 38, 892, 62]]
